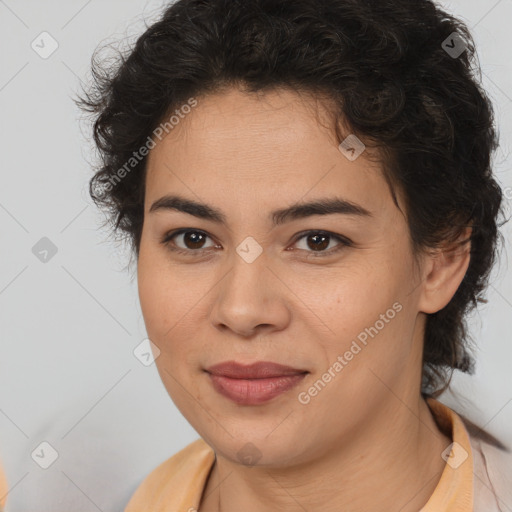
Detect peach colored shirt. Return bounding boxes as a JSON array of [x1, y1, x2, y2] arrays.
[[125, 398, 510, 511], [0, 462, 7, 511]]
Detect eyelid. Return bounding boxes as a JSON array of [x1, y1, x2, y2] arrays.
[[161, 228, 352, 256]]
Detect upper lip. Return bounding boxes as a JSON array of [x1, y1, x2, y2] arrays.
[[205, 361, 308, 379]]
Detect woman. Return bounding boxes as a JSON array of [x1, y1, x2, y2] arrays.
[[79, 0, 511, 510]]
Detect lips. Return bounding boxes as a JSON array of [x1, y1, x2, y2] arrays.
[[205, 361, 308, 405], [205, 361, 308, 379]]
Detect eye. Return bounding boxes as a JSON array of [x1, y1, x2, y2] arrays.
[[161, 229, 218, 255], [290, 230, 352, 257]]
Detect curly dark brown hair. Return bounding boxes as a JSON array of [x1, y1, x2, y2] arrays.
[[78, 0, 506, 399]]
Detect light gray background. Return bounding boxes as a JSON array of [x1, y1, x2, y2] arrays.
[[0, 0, 511, 511]]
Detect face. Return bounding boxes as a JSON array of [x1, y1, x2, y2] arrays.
[[137, 87, 428, 467]]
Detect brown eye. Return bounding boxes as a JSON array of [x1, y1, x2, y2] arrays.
[[293, 231, 350, 256], [161, 229, 216, 254], [304, 233, 330, 251], [180, 231, 208, 250]]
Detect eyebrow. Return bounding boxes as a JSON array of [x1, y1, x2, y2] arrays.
[[149, 194, 373, 225]]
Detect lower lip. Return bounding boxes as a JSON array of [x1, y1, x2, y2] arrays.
[[207, 373, 307, 405]]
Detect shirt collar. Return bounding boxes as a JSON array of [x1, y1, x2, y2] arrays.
[[419, 397, 474, 511]]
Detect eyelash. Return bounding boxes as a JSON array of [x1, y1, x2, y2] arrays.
[[160, 228, 352, 258]]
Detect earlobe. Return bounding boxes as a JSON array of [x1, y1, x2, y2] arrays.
[[417, 227, 472, 314]]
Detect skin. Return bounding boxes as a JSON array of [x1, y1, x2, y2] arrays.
[[137, 86, 471, 511]]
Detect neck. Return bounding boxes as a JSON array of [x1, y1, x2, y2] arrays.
[[200, 395, 451, 512]]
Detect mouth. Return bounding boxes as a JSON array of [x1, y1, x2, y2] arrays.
[[204, 361, 309, 405]]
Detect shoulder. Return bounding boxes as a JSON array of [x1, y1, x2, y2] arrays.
[[125, 438, 215, 512], [142, 437, 213, 482], [462, 416, 512, 512], [0, 461, 7, 511]]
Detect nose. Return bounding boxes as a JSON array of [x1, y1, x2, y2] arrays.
[[209, 247, 291, 339]]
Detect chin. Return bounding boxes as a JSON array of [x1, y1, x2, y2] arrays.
[[205, 430, 306, 468]]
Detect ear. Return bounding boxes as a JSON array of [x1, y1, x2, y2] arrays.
[[417, 227, 472, 314]]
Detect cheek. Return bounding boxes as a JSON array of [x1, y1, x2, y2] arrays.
[[137, 248, 208, 369], [137, 245, 180, 341], [138, 262, 164, 333], [310, 262, 413, 365], [138, 240, 183, 322], [314, 265, 398, 323]]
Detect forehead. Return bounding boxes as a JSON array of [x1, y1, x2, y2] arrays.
[[145, 87, 395, 218], [153, 87, 344, 159]]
